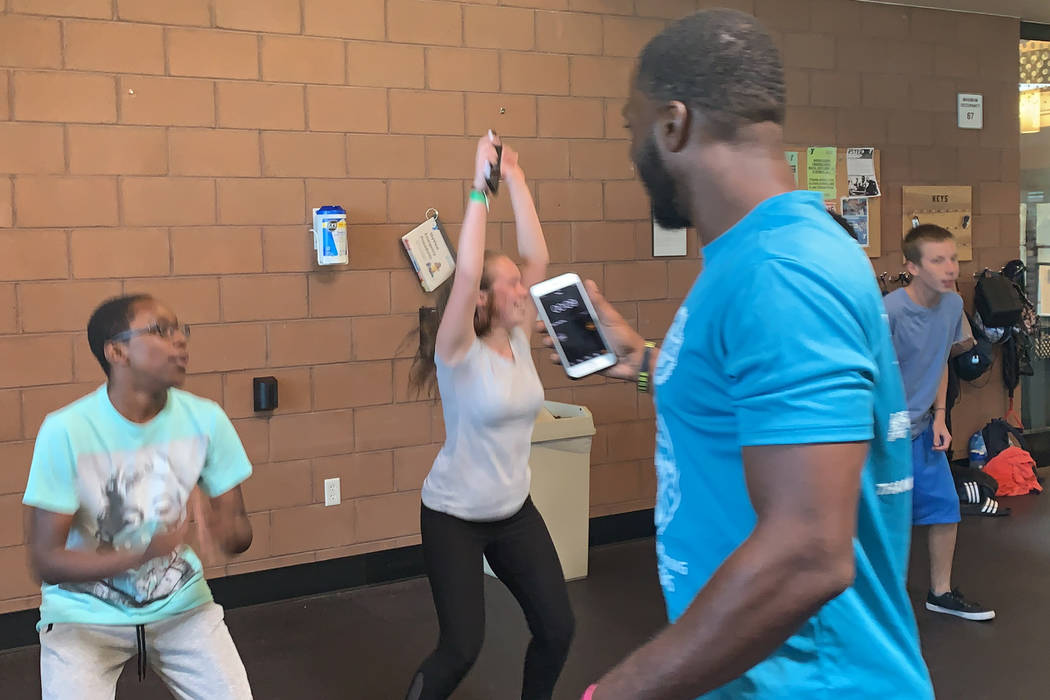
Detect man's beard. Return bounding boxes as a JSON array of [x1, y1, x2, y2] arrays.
[[636, 133, 692, 230]]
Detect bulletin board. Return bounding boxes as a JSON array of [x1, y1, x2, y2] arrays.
[[901, 186, 973, 262], [786, 146, 883, 258]]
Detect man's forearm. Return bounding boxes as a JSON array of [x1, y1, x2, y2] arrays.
[[593, 526, 851, 699]]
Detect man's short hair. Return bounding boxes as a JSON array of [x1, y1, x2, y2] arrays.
[[637, 9, 785, 139], [87, 294, 153, 377], [903, 224, 954, 265]]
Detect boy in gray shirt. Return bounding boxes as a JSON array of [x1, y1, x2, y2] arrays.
[[884, 224, 994, 621]]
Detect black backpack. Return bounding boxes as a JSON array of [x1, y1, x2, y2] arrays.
[[974, 270, 1023, 328], [953, 333, 993, 381], [982, 418, 1028, 462]]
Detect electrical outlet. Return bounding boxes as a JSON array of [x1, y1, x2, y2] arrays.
[[324, 478, 340, 507]]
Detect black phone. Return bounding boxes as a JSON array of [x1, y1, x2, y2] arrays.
[[485, 133, 502, 195]]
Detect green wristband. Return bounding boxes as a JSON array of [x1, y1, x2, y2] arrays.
[[637, 342, 656, 393], [469, 188, 488, 211]]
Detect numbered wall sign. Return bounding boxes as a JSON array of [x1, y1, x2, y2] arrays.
[[957, 93, 983, 130]]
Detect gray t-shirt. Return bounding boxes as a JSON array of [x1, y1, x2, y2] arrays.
[[884, 288, 965, 435], [422, 326, 545, 521]]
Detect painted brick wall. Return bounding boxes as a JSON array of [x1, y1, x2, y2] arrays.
[[0, 0, 1020, 613]]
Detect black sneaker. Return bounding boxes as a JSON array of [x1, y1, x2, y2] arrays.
[[926, 589, 995, 621]]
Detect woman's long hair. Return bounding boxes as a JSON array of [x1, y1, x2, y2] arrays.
[[408, 250, 500, 398]]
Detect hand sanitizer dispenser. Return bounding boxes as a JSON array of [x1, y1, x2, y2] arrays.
[[312, 206, 348, 265]]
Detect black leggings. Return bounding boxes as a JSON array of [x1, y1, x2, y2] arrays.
[[406, 497, 575, 700]]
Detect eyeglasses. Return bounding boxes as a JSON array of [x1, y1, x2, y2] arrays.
[[109, 322, 190, 343]]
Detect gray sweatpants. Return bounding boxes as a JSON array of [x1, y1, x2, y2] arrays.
[[39, 601, 252, 700]]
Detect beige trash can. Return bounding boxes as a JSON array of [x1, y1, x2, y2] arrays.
[[484, 400, 596, 581]]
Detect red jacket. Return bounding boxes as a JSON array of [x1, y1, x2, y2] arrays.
[[984, 446, 1042, 497]]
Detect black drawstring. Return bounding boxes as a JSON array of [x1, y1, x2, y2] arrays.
[[136, 624, 147, 681]]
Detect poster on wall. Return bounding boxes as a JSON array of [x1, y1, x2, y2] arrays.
[[806, 147, 837, 200], [785, 151, 799, 186], [846, 147, 880, 197], [841, 197, 870, 247]]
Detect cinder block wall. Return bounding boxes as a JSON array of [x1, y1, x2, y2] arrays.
[[0, 0, 1020, 613]]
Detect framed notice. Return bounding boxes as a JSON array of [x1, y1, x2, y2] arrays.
[[652, 217, 687, 257]]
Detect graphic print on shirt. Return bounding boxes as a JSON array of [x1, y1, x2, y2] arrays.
[[888, 411, 910, 441], [62, 437, 206, 608], [653, 304, 689, 593], [654, 306, 688, 387], [655, 415, 688, 592]]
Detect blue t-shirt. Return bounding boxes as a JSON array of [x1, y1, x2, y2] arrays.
[[883, 287, 964, 435], [653, 191, 932, 699], [23, 385, 252, 628]]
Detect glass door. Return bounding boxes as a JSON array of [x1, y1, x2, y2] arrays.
[[1020, 33, 1050, 429]]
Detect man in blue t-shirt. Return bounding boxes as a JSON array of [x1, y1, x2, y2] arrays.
[[884, 225, 995, 621], [23, 294, 254, 699], [542, 10, 932, 699]]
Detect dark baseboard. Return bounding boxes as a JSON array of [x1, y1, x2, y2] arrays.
[[588, 508, 655, 547], [0, 508, 655, 652], [0, 609, 39, 653], [209, 544, 425, 610]]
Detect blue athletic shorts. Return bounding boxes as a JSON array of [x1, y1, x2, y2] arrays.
[[911, 423, 961, 526]]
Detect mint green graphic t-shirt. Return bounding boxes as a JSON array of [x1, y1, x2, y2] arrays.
[[23, 386, 252, 628]]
